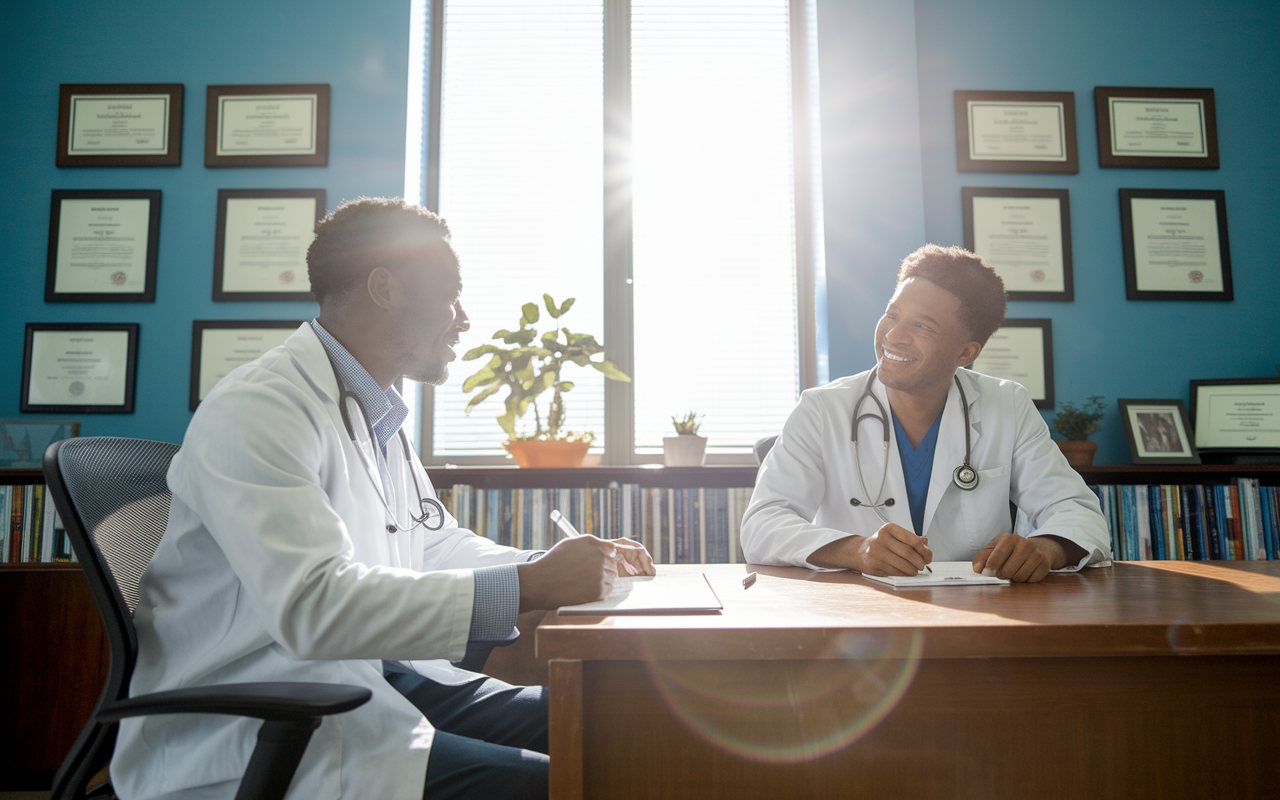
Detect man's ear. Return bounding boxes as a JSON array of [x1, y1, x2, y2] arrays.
[[366, 267, 396, 310], [957, 341, 982, 368]]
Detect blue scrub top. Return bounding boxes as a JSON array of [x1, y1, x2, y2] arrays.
[[892, 407, 945, 535]]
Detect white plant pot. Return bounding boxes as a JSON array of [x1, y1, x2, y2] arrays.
[[663, 435, 707, 467]]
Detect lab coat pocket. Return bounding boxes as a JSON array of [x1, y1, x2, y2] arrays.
[[958, 464, 1012, 549]]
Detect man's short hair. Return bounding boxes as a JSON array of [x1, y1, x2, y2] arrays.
[[896, 244, 1007, 344], [307, 197, 456, 304]]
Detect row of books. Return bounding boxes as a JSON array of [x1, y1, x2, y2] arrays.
[[1, 484, 73, 563], [1089, 480, 1278, 562], [434, 485, 754, 564]]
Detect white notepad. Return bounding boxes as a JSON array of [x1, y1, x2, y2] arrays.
[[860, 561, 1011, 588], [557, 572, 723, 615]]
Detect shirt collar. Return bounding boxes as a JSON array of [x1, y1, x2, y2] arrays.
[[310, 319, 408, 454]]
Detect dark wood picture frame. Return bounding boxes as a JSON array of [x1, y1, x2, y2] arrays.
[[1120, 189, 1232, 302], [21, 323, 139, 414], [954, 90, 1078, 174], [190, 320, 304, 410], [969, 318, 1055, 410], [212, 188, 324, 302], [962, 187, 1073, 302], [205, 84, 330, 167], [1095, 87, 1218, 169], [46, 189, 162, 303], [56, 83, 183, 167], [1118, 398, 1201, 465]]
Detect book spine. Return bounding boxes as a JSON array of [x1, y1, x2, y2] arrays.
[[1229, 484, 1244, 560], [698, 487, 707, 564], [1202, 485, 1221, 561], [1148, 486, 1164, 561], [1172, 486, 1187, 561], [1248, 479, 1265, 560], [21, 486, 34, 562], [1135, 485, 1152, 560], [0, 486, 10, 563], [1194, 485, 1210, 561]]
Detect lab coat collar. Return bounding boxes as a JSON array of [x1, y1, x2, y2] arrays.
[[283, 323, 342, 405]]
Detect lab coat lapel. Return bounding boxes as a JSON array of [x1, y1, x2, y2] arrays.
[[868, 376, 916, 532], [920, 370, 982, 538]]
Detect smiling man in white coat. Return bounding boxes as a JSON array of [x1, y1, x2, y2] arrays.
[[741, 244, 1110, 581], [113, 198, 653, 800]]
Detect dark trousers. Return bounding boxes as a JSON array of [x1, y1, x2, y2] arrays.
[[382, 662, 549, 800]]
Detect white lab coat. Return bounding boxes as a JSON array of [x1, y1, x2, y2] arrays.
[[741, 368, 1112, 571], [113, 324, 529, 800]]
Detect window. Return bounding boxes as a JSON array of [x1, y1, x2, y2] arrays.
[[406, 0, 825, 464]]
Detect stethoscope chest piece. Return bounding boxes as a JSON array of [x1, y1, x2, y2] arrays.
[[952, 464, 979, 491]]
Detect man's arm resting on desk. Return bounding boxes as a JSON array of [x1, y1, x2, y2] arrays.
[[973, 534, 1087, 583], [808, 523, 933, 576]]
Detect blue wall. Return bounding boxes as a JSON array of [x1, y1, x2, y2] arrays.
[[0, 0, 409, 443], [820, 0, 1280, 463]]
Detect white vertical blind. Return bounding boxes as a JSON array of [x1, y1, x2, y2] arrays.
[[432, 0, 606, 456], [630, 0, 800, 454]]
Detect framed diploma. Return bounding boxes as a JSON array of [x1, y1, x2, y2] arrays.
[[1095, 87, 1218, 169], [205, 84, 330, 167], [56, 83, 183, 167], [1190, 378, 1280, 460], [46, 190, 161, 303], [21, 323, 139, 414], [954, 90, 1078, 174], [1118, 399, 1200, 465], [963, 187, 1073, 302], [213, 189, 323, 301], [969, 318, 1054, 410], [1120, 189, 1231, 301], [190, 320, 303, 409]]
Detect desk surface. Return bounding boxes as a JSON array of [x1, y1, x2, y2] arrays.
[[537, 561, 1280, 661]]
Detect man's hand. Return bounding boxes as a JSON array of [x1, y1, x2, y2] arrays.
[[972, 533, 1066, 583], [809, 523, 932, 575], [516, 535, 619, 611], [611, 538, 657, 577]]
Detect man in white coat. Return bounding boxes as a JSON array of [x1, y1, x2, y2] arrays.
[[113, 198, 654, 799], [741, 244, 1110, 581]]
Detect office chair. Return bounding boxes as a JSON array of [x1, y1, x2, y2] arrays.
[[43, 437, 371, 800], [753, 435, 779, 466]]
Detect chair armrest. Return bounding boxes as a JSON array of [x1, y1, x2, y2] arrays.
[[454, 627, 521, 672], [97, 682, 371, 723]]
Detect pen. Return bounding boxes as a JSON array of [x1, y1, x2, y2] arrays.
[[743, 572, 758, 588], [551, 509, 640, 575]]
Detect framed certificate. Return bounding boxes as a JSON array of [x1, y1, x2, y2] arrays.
[[190, 320, 303, 409], [1190, 378, 1280, 459], [56, 83, 183, 167], [213, 189, 324, 301], [46, 190, 161, 303], [21, 323, 139, 414], [954, 90, 1078, 174], [969, 319, 1054, 409], [963, 187, 1072, 302], [205, 84, 330, 167], [1095, 87, 1218, 169], [1118, 399, 1200, 465], [1120, 189, 1231, 301]]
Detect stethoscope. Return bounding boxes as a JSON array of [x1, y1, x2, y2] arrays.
[[326, 353, 445, 533], [850, 367, 979, 525]]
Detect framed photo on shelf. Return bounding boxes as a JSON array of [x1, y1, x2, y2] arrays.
[[954, 90, 1078, 174], [1118, 399, 1200, 465], [205, 84, 330, 167], [1189, 378, 1280, 459], [1095, 87, 1218, 169], [1120, 189, 1231, 301], [21, 323, 139, 414], [962, 187, 1073, 301], [190, 320, 303, 409], [46, 189, 162, 303], [968, 318, 1054, 409], [212, 189, 323, 301], [0, 420, 81, 468], [56, 83, 183, 167]]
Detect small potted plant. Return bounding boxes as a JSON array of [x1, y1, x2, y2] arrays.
[[663, 411, 707, 467], [1051, 395, 1106, 466], [462, 294, 630, 467]]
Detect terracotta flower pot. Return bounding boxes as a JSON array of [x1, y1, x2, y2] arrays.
[[1055, 440, 1097, 467], [503, 439, 590, 468], [663, 435, 707, 467]]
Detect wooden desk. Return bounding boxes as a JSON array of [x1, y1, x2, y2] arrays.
[[538, 562, 1280, 799]]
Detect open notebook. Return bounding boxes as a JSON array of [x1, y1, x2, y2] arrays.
[[557, 572, 723, 615], [860, 561, 1010, 588]]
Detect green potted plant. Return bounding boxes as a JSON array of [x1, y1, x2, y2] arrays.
[[664, 411, 706, 467], [1051, 395, 1106, 466], [461, 294, 630, 467]]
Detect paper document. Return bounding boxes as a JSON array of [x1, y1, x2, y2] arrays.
[[861, 561, 1011, 588], [557, 572, 723, 615]]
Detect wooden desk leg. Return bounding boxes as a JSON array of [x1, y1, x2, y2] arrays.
[[549, 659, 583, 800]]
